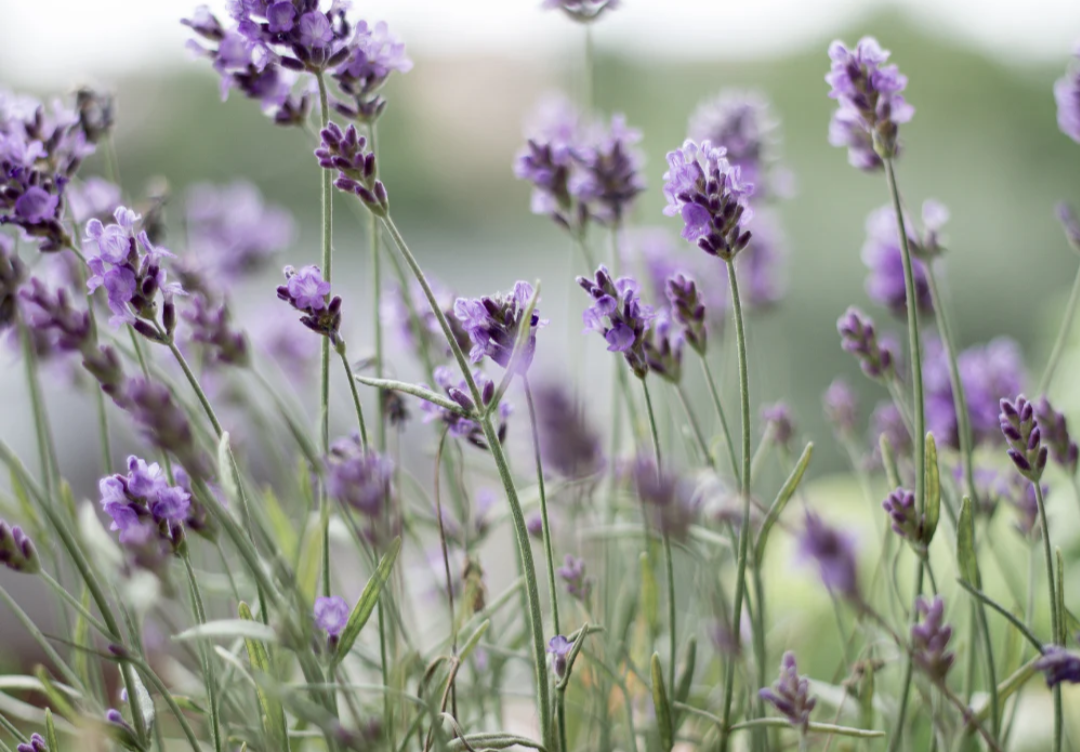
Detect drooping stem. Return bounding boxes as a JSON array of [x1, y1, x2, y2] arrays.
[[699, 355, 741, 485], [1032, 482, 1062, 752], [337, 347, 369, 449], [1038, 262, 1080, 395], [718, 256, 753, 752]]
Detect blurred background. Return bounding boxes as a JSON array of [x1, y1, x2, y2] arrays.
[[3, 0, 1080, 730]]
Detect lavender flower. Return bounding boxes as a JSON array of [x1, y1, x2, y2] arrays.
[[99, 456, 190, 556], [181, 293, 249, 367], [0, 235, 26, 330], [837, 307, 895, 379], [184, 181, 295, 280], [1034, 397, 1078, 475], [277, 264, 342, 346], [998, 474, 1046, 539], [662, 139, 754, 260], [15, 733, 47, 752], [1055, 45, 1080, 143], [530, 380, 604, 479], [527, 512, 545, 539], [666, 273, 707, 355], [823, 377, 859, 436], [826, 37, 914, 169], [911, 596, 955, 681], [547, 635, 572, 678], [332, 20, 413, 122], [642, 308, 684, 383], [314, 595, 350, 638], [631, 456, 700, 541], [557, 555, 592, 602], [126, 378, 210, 479], [515, 95, 583, 232], [315, 122, 387, 213], [1034, 646, 1080, 687], [1000, 395, 1048, 481], [861, 206, 932, 317], [454, 281, 546, 372], [882, 487, 921, 542], [578, 265, 654, 378], [759, 652, 816, 730], [326, 434, 394, 519], [420, 367, 511, 451], [761, 402, 794, 448], [797, 512, 859, 599], [569, 115, 645, 225], [0, 520, 40, 574], [541, 0, 620, 22], [688, 89, 784, 197]]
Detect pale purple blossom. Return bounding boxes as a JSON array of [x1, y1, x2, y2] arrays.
[[314, 596, 350, 637]]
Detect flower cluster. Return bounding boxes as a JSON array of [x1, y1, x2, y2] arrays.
[[181, 293, 250, 367], [326, 434, 395, 520], [578, 265, 654, 378], [127, 378, 210, 479], [530, 380, 604, 479], [557, 555, 592, 602], [630, 456, 700, 541], [316, 121, 388, 212], [0, 520, 39, 574], [798, 512, 859, 599], [881, 487, 922, 542], [662, 139, 754, 260], [1034, 397, 1078, 475], [99, 456, 191, 562], [666, 273, 707, 355], [912, 596, 955, 682], [759, 652, 816, 730], [331, 21, 413, 122], [826, 37, 914, 169], [542, 0, 620, 22], [837, 307, 895, 379], [277, 264, 342, 346], [420, 367, 511, 450], [84, 207, 184, 334], [642, 308, 684, 383], [761, 402, 795, 448], [689, 90, 785, 198], [1035, 646, 1080, 687], [823, 378, 859, 436], [454, 281, 546, 373], [1056, 45, 1080, 143], [15, 734, 48, 752], [1000, 395, 1048, 481]]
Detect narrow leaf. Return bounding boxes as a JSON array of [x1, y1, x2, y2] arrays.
[[956, 579, 1044, 652], [923, 432, 940, 545], [755, 442, 813, 561], [353, 377, 470, 415], [651, 652, 674, 752], [879, 434, 901, 489], [240, 601, 289, 751], [217, 432, 240, 506], [333, 536, 402, 666], [447, 733, 546, 751], [173, 619, 278, 643], [640, 552, 660, 639], [458, 619, 490, 665], [673, 636, 697, 731], [956, 496, 979, 586], [33, 666, 77, 723], [44, 708, 59, 752], [131, 668, 156, 738]]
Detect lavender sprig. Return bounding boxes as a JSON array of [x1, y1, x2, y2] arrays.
[[999, 395, 1048, 481], [577, 265, 654, 378], [759, 652, 816, 731]]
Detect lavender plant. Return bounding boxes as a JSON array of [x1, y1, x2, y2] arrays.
[[3, 8, 1080, 752]]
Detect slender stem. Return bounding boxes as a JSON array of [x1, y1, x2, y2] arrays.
[[433, 428, 458, 716], [674, 382, 714, 468], [316, 72, 335, 605], [1039, 262, 1080, 395], [719, 257, 752, 752], [699, 355, 741, 485], [20, 324, 59, 500], [337, 347, 369, 449], [369, 123, 387, 452], [1032, 482, 1061, 752], [641, 378, 662, 470], [182, 549, 222, 752], [887, 560, 925, 752], [166, 340, 223, 437]]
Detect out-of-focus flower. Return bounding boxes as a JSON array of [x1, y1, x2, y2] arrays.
[[0, 520, 40, 574], [911, 596, 955, 681], [530, 380, 604, 480], [181, 293, 249, 367], [823, 378, 859, 436], [67, 177, 121, 224], [557, 555, 592, 602], [666, 273, 707, 355], [326, 434, 394, 519], [314, 595, 350, 638], [1034, 397, 1078, 475], [759, 652, 816, 730], [1035, 646, 1080, 687], [1055, 45, 1080, 143], [643, 308, 684, 383], [797, 512, 859, 599], [689, 89, 787, 198], [541, 0, 620, 23], [837, 307, 895, 380], [0, 234, 27, 330], [761, 402, 795, 448], [332, 20, 413, 122], [99, 456, 190, 566], [861, 206, 932, 318], [631, 456, 700, 541]]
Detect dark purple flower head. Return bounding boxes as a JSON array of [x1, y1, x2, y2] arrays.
[[689, 90, 787, 198], [99, 455, 190, 557], [881, 487, 921, 543], [454, 281, 546, 372], [315, 121, 388, 213], [420, 367, 511, 451], [1034, 397, 1078, 475], [643, 308, 684, 383], [332, 20, 412, 121], [1000, 395, 1048, 481], [557, 555, 592, 602], [126, 378, 210, 478], [314, 595, 350, 638], [183, 181, 295, 281], [759, 652, 816, 730], [1035, 646, 1080, 687], [761, 402, 795, 448], [837, 306, 895, 380], [0, 235, 27, 330], [826, 37, 914, 169], [578, 265, 654, 379], [326, 434, 395, 521], [547, 635, 572, 678], [530, 380, 604, 479], [823, 377, 859, 436], [912, 596, 955, 682], [277, 264, 342, 346], [861, 206, 932, 318], [797, 512, 859, 599], [662, 139, 754, 260], [1055, 47, 1080, 143], [181, 293, 249, 367], [541, 0, 620, 22], [0, 520, 40, 574], [16, 733, 48, 752], [631, 456, 700, 541], [666, 273, 707, 355]]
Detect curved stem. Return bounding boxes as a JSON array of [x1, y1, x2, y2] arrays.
[[337, 347, 369, 449], [699, 355, 741, 485], [1038, 262, 1080, 395]]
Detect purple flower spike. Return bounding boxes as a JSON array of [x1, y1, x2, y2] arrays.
[[1055, 47, 1080, 143], [569, 114, 645, 226], [631, 456, 700, 542], [531, 380, 604, 479], [578, 265, 654, 379], [277, 265, 342, 346], [557, 555, 593, 602], [16, 732, 48, 752], [882, 487, 921, 543], [912, 596, 955, 682], [823, 378, 859, 436], [314, 596, 350, 638], [643, 308, 684, 383], [761, 402, 795, 448], [689, 90, 784, 198], [666, 273, 708, 355], [1000, 395, 1048, 481], [1034, 397, 1078, 475], [826, 37, 914, 169], [0, 521, 40, 574], [547, 635, 572, 678], [1034, 646, 1080, 687], [333, 20, 413, 122], [454, 281, 547, 373], [326, 434, 395, 523], [837, 307, 895, 380], [315, 122, 388, 213], [0, 236, 27, 330], [797, 512, 859, 599], [759, 652, 816, 730], [126, 378, 210, 480], [420, 367, 511, 451], [662, 139, 754, 260], [862, 206, 932, 318], [97, 455, 192, 565], [182, 293, 249, 367], [541, 0, 620, 23]]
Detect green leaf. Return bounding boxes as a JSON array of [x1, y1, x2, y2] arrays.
[[673, 636, 697, 731], [173, 619, 278, 643], [44, 708, 59, 752], [262, 486, 298, 564], [956, 496, 980, 586], [446, 733, 546, 751], [353, 377, 471, 415], [1056, 548, 1066, 644], [923, 432, 940, 546], [879, 434, 900, 490], [240, 602, 289, 752], [217, 431, 240, 507], [755, 442, 813, 561], [332, 536, 402, 667], [130, 668, 156, 739], [458, 619, 490, 665], [651, 652, 673, 752], [33, 666, 77, 723], [640, 552, 660, 639]]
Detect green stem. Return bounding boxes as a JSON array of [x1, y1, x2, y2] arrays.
[[674, 381, 715, 468], [182, 549, 222, 752], [887, 560, 925, 752], [699, 354, 741, 485], [719, 257, 752, 752], [1033, 482, 1061, 752], [337, 346, 369, 449], [1038, 261, 1080, 395], [370, 123, 387, 453], [165, 340, 224, 438], [20, 324, 59, 500], [316, 72, 335, 603]]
